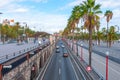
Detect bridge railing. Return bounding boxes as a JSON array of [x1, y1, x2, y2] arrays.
[[2, 42, 55, 80], [0, 45, 39, 64]]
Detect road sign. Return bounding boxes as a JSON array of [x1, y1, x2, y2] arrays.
[[86, 66, 92, 72]]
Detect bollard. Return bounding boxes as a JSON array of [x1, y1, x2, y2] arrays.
[[13, 53, 15, 56], [26, 53, 30, 63], [6, 55, 8, 59], [0, 64, 3, 80], [106, 51, 109, 80]]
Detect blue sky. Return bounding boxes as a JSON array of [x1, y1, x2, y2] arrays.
[[0, 0, 120, 34]]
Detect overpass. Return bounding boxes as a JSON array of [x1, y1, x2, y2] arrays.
[[0, 39, 104, 80]]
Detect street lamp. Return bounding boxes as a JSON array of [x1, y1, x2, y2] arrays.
[[23, 22, 27, 42], [106, 51, 109, 80], [115, 25, 119, 33], [0, 12, 3, 42]]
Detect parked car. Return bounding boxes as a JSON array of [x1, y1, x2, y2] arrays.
[[7, 40, 17, 44]]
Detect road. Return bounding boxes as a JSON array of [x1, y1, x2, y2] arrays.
[[42, 41, 77, 80], [0, 42, 41, 63], [79, 40, 120, 62], [75, 41, 120, 80]]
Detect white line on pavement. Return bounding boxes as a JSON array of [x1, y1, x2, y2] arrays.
[[59, 68, 61, 75]]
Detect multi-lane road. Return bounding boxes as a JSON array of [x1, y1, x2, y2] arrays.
[[42, 41, 77, 80]]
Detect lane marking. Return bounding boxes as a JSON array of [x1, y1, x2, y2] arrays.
[[68, 57, 79, 80], [59, 68, 61, 75], [59, 59, 61, 63]]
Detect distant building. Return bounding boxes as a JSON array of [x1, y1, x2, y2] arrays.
[[2, 19, 10, 25], [2, 19, 14, 26]]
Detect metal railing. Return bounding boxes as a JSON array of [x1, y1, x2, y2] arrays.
[[0, 45, 39, 64]]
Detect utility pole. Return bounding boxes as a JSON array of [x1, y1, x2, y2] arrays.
[[0, 12, 3, 42], [23, 22, 27, 42]]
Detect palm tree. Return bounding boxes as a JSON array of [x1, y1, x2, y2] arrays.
[[72, 6, 81, 28], [96, 20, 100, 45], [108, 26, 117, 47], [101, 27, 107, 41], [104, 10, 113, 47], [97, 31, 102, 46], [80, 0, 102, 67]]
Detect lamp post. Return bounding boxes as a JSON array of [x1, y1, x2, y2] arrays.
[[106, 51, 109, 80], [115, 25, 119, 33], [23, 22, 27, 42], [80, 44, 83, 61], [0, 12, 3, 42]]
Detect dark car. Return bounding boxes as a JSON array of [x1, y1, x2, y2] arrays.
[[56, 49, 60, 53], [63, 50, 68, 57]]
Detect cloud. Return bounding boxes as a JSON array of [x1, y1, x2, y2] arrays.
[[31, 0, 48, 3], [13, 8, 29, 13], [3, 12, 68, 34], [59, 0, 87, 10], [97, 0, 120, 9], [28, 14, 68, 33], [0, 0, 15, 8]]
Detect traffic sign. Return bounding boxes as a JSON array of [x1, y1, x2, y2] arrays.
[[86, 66, 92, 72]]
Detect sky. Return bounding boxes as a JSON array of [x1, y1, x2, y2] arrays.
[[0, 0, 120, 34]]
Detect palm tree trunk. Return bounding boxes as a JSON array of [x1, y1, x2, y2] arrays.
[[98, 39, 100, 46], [107, 22, 109, 47], [89, 17, 92, 67]]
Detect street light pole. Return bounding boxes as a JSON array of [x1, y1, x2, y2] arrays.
[[0, 12, 3, 42], [115, 25, 119, 33], [23, 22, 27, 42]]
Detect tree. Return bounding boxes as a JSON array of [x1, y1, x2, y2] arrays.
[[108, 26, 117, 47], [104, 10, 113, 47], [80, 0, 102, 67]]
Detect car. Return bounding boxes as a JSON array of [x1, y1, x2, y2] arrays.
[[56, 49, 60, 53], [61, 45, 65, 48], [63, 53, 68, 57], [63, 50, 68, 57], [7, 40, 17, 44], [56, 46, 59, 49]]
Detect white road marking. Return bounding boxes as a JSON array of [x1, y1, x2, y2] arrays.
[[59, 68, 61, 75], [59, 59, 61, 63]]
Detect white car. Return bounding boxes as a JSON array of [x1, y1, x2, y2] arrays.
[[38, 40, 42, 44], [61, 45, 65, 48], [56, 46, 59, 49]]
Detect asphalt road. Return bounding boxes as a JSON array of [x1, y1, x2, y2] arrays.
[[0, 41, 46, 64], [78, 40, 120, 61], [43, 41, 77, 80]]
